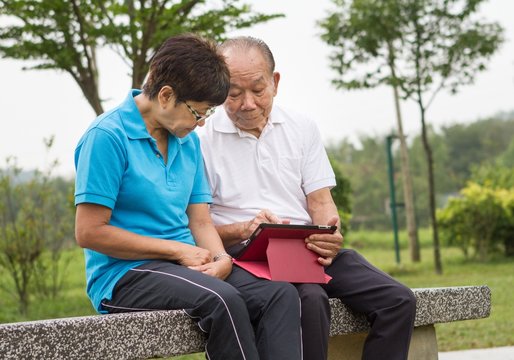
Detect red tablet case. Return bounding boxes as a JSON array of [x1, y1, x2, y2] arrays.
[[233, 224, 336, 283]]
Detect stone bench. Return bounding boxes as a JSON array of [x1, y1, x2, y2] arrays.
[[0, 286, 490, 360]]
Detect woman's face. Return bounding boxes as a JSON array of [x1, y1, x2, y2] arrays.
[[155, 87, 215, 138], [169, 100, 215, 138]]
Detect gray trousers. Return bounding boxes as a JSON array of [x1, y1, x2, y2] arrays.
[[102, 261, 302, 360], [298, 249, 416, 360]]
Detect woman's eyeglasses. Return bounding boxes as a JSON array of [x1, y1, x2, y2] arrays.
[[185, 102, 216, 123]]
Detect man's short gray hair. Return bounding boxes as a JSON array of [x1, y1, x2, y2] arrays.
[[219, 36, 275, 74]]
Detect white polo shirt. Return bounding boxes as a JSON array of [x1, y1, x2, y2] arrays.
[[197, 105, 336, 226]]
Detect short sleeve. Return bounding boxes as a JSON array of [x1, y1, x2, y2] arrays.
[[301, 119, 336, 195], [74, 128, 126, 209], [189, 135, 212, 204]]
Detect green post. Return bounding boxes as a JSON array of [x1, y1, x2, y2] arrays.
[[386, 135, 401, 264]]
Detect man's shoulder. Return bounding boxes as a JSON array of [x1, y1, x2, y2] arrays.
[[272, 104, 316, 126], [271, 105, 319, 135]]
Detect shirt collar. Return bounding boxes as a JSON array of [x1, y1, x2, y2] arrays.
[[119, 89, 189, 145], [213, 106, 285, 135]]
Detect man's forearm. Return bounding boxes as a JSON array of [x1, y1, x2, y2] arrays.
[[215, 222, 246, 248], [307, 190, 341, 229]]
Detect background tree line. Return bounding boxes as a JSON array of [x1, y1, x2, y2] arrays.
[[327, 111, 514, 232]]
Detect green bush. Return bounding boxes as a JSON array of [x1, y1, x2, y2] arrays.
[[0, 154, 75, 315], [329, 156, 352, 234], [437, 182, 514, 260]]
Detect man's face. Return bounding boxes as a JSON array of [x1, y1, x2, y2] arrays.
[[222, 47, 280, 134]]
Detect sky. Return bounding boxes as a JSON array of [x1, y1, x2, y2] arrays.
[[0, 0, 513, 177]]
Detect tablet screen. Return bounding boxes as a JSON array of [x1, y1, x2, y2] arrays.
[[235, 223, 337, 261]]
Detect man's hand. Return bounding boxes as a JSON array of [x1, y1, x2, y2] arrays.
[[189, 257, 233, 280], [305, 216, 343, 266], [240, 209, 290, 239], [175, 243, 212, 267]]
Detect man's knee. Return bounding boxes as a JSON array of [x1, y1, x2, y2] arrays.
[[260, 281, 301, 312], [257, 281, 302, 327], [403, 286, 417, 313], [270, 281, 299, 300], [296, 284, 329, 310], [295, 284, 330, 327], [391, 283, 417, 319]]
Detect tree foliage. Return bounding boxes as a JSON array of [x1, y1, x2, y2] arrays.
[[319, 0, 503, 96], [0, 139, 75, 315], [329, 155, 352, 234], [443, 118, 514, 184], [0, 0, 283, 114], [328, 137, 389, 229], [327, 114, 514, 232], [437, 183, 514, 259], [319, 0, 504, 273]]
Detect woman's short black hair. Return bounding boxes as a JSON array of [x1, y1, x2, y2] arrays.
[[143, 33, 230, 105]]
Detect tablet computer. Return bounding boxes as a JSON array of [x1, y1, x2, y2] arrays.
[[234, 223, 337, 261]]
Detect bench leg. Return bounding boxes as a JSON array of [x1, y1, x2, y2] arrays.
[[328, 325, 439, 360], [407, 325, 439, 360], [328, 332, 367, 360]]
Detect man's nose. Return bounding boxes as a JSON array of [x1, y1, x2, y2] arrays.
[[241, 93, 257, 110]]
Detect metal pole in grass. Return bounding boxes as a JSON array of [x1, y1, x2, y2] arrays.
[[386, 134, 401, 264]]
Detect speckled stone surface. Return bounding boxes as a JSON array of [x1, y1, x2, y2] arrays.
[[0, 286, 490, 359], [328, 285, 491, 336], [0, 309, 206, 359]]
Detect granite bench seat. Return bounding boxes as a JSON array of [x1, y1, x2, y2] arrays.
[[0, 286, 491, 360]]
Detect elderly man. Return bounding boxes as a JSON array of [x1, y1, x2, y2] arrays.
[[197, 36, 416, 360]]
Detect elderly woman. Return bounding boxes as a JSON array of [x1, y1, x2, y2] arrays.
[[74, 34, 301, 360]]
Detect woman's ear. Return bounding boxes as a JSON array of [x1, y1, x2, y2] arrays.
[[158, 85, 175, 108]]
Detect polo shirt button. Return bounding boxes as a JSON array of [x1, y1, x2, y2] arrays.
[[156, 153, 160, 158]]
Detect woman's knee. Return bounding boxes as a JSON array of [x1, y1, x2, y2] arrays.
[[198, 281, 246, 313]]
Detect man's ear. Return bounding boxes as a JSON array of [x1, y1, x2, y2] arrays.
[[158, 85, 176, 108], [272, 72, 281, 96]]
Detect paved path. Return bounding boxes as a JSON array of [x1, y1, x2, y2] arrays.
[[439, 346, 514, 360]]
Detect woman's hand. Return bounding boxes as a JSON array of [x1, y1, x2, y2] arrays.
[[189, 257, 233, 280], [175, 243, 212, 266]]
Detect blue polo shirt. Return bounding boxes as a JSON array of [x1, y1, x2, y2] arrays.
[[74, 89, 212, 313]]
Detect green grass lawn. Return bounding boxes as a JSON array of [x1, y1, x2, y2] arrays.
[[0, 248, 96, 324], [346, 228, 514, 351], [1, 228, 512, 357]]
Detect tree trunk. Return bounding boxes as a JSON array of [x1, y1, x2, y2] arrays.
[[64, 63, 104, 116], [132, 59, 148, 89], [392, 83, 421, 262], [419, 107, 443, 274], [505, 236, 514, 257], [84, 88, 103, 116], [386, 42, 421, 263]]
